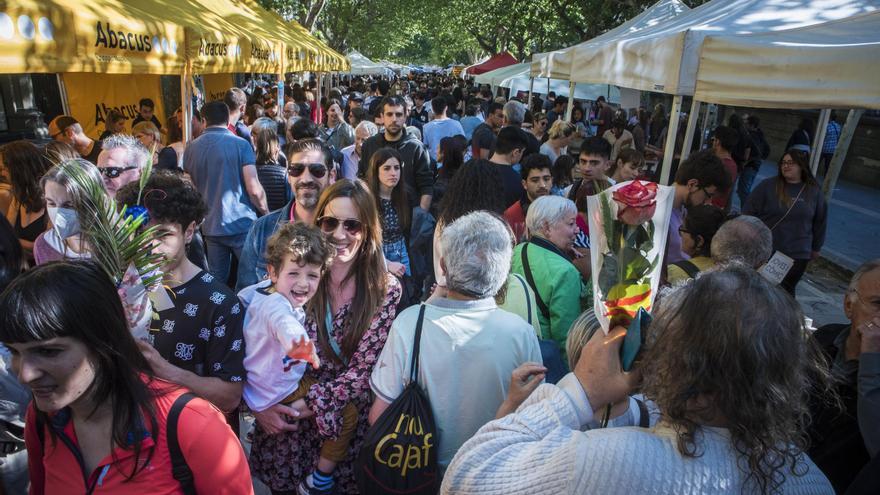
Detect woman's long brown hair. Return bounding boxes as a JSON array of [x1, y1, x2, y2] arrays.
[[775, 148, 817, 207], [309, 179, 388, 365]]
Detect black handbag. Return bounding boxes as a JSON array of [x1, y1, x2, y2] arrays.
[[356, 305, 439, 494]]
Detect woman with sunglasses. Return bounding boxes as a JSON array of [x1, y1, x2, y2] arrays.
[[667, 204, 726, 285], [1, 261, 253, 494], [530, 112, 549, 143], [743, 146, 827, 295], [32, 159, 104, 265], [249, 179, 401, 494]]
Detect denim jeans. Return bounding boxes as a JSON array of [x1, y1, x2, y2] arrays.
[[383, 238, 411, 276], [204, 232, 248, 286], [737, 166, 759, 207]]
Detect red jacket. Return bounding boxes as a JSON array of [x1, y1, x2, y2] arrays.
[[26, 378, 253, 495]]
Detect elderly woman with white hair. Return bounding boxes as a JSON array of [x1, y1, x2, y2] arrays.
[[369, 210, 542, 474], [510, 195, 586, 362]]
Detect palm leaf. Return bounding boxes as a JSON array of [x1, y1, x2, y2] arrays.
[[58, 161, 165, 289]]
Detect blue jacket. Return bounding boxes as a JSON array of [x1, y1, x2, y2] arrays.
[[236, 201, 293, 291]]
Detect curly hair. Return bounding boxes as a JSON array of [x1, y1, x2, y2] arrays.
[[1, 140, 51, 211], [265, 222, 334, 276], [115, 171, 206, 229], [438, 158, 505, 228], [640, 265, 836, 494]]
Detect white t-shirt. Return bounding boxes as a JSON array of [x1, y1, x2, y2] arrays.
[[370, 298, 543, 471], [238, 281, 309, 412]]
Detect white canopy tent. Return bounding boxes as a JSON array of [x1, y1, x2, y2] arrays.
[[530, 0, 691, 80], [346, 50, 391, 76], [564, 0, 879, 184], [567, 0, 879, 95], [475, 63, 621, 102], [694, 10, 880, 110]]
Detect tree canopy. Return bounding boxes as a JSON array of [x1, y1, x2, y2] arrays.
[[258, 0, 708, 65]]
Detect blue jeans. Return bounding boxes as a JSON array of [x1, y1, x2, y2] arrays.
[[737, 166, 759, 206], [204, 232, 247, 286], [383, 238, 411, 276]]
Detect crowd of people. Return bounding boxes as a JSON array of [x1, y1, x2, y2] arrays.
[[0, 72, 876, 495]]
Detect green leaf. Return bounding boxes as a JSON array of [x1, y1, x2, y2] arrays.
[[597, 252, 618, 296], [621, 246, 651, 282]]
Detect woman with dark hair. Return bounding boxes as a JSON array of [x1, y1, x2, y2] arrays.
[[431, 135, 467, 218], [249, 179, 401, 494], [1, 141, 51, 261], [609, 148, 645, 184], [156, 112, 184, 171], [443, 264, 835, 495], [367, 148, 411, 277], [667, 204, 726, 284], [252, 116, 291, 211], [551, 155, 575, 195], [785, 117, 814, 152], [744, 147, 827, 295], [0, 261, 253, 493]]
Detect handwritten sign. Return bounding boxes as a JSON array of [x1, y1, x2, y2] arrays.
[[760, 251, 795, 285]]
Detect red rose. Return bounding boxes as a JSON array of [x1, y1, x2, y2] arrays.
[[613, 180, 658, 225]]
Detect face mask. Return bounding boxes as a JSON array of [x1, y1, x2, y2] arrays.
[[47, 206, 81, 238]]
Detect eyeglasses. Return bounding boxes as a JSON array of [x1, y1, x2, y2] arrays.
[[99, 166, 138, 178], [852, 289, 880, 313], [700, 186, 716, 199], [288, 162, 328, 178], [317, 216, 363, 235]]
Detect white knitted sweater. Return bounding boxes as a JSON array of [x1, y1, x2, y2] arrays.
[[441, 374, 833, 495]]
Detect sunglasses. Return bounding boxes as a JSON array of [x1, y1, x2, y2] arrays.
[[99, 166, 138, 178], [288, 162, 328, 178], [317, 216, 363, 235]]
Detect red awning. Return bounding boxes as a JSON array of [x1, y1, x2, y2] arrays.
[[464, 52, 518, 76]]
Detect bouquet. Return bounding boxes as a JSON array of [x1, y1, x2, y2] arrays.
[[59, 152, 165, 339], [587, 180, 673, 332]]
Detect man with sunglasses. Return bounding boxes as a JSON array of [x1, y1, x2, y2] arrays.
[[236, 139, 335, 291], [358, 95, 434, 210], [184, 100, 268, 286], [48, 115, 102, 165], [96, 134, 151, 199], [809, 259, 880, 491]]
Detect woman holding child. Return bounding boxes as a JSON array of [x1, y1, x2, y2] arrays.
[[249, 179, 402, 494]]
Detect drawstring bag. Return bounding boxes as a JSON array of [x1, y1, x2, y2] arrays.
[[356, 305, 439, 494]]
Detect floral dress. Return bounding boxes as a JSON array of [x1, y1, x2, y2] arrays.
[[250, 273, 401, 493]]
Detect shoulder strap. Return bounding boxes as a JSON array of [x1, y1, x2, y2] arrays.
[[521, 243, 551, 320], [636, 399, 650, 428], [167, 392, 197, 495], [567, 179, 582, 201], [671, 259, 701, 279], [409, 305, 427, 383], [509, 273, 533, 326]]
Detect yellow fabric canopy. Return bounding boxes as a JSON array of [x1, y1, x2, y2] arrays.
[[0, 0, 346, 76], [0, 0, 185, 74]]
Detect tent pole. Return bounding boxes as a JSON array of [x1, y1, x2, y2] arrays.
[[659, 94, 683, 186], [680, 99, 701, 161], [56, 74, 70, 115], [823, 109, 863, 203], [527, 77, 534, 109], [180, 64, 192, 144], [810, 108, 831, 176], [565, 81, 575, 121]]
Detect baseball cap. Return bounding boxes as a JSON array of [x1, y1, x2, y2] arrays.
[[48, 115, 79, 138], [350, 92, 364, 102]]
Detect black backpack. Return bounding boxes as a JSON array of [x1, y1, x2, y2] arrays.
[[36, 392, 198, 494], [356, 305, 439, 494]]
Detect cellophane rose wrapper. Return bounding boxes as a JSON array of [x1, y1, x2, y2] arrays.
[[587, 180, 674, 333]]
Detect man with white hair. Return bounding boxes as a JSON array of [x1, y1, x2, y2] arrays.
[[709, 215, 773, 269], [339, 121, 377, 180], [502, 100, 540, 157], [808, 258, 880, 491], [369, 211, 542, 473], [96, 134, 151, 198]]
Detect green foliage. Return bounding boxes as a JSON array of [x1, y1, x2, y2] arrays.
[[259, 0, 710, 65], [61, 162, 165, 290]]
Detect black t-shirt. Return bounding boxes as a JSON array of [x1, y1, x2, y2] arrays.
[[517, 127, 541, 158], [472, 123, 496, 152], [82, 139, 103, 165], [148, 271, 246, 382], [132, 114, 163, 131], [490, 162, 524, 209]]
